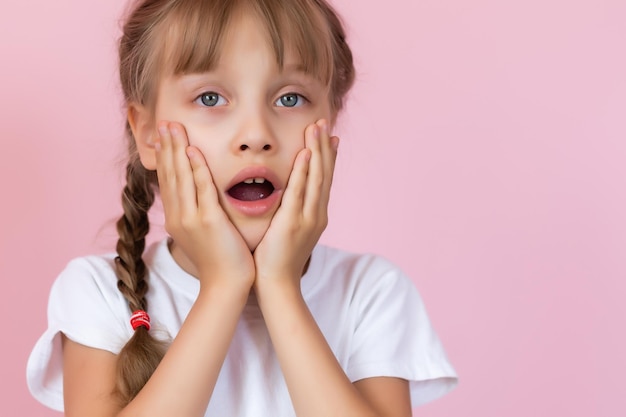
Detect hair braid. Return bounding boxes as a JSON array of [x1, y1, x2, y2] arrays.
[[113, 147, 166, 406], [115, 158, 154, 311]]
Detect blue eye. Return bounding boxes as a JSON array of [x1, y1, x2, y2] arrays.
[[276, 93, 306, 108], [196, 92, 227, 107]]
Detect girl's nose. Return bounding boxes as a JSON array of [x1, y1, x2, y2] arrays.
[[238, 143, 272, 151], [233, 111, 277, 154]]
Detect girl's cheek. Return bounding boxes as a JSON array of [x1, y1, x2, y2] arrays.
[[183, 122, 218, 148]]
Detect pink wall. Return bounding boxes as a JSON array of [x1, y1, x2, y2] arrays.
[[2, 0, 625, 415]]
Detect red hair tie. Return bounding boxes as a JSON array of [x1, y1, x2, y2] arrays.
[[130, 310, 151, 331]]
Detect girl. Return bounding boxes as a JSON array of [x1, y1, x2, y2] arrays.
[[27, 0, 457, 416]]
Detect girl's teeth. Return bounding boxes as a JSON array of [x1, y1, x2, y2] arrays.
[[242, 178, 266, 184]]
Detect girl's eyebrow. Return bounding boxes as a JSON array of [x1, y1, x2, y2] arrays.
[[168, 63, 322, 90], [283, 62, 306, 72], [172, 72, 224, 89], [280, 64, 321, 86]]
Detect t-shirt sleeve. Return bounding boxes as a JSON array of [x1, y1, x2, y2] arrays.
[[346, 260, 458, 407], [26, 257, 130, 411]]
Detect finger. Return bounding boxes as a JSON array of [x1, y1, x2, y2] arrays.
[[186, 145, 221, 218], [156, 121, 180, 218], [169, 122, 197, 218], [319, 120, 339, 183], [303, 121, 324, 218], [317, 120, 339, 210], [280, 147, 311, 215], [155, 122, 173, 183]]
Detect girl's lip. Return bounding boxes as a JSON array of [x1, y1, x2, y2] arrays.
[[225, 189, 283, 216], [224, 166, 284, 217]]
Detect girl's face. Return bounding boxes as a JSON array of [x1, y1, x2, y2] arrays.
[[149, 12, 333, 251]]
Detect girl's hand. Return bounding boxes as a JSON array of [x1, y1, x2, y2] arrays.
[[155, 122, 255, 291], [253, 119, 338, 286]]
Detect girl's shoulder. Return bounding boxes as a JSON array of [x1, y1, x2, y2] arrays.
[[309, 245, 458, 406], [51, 238, 177, 299], [50, 251, 121, 307], [46, 250, 131, 339], [313, 244, 409, 281], [28, 249, 136, 411], [307, 244, 416, 300]]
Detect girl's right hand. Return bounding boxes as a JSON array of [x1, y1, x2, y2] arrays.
[[155, 121, 255, 291]]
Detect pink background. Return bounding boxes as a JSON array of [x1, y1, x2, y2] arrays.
[[1, 0, 625, 415]]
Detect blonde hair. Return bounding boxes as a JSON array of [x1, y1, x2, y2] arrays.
[[114, 0, 355, 405]]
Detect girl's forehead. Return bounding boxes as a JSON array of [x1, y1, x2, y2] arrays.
[[157, 0, 332, 85]]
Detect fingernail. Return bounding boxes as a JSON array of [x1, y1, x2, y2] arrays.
[[332, 136, 340, 150], [158, 124, 168, 137], [154, 141, 161, 152], [313, 124, 320, 139]]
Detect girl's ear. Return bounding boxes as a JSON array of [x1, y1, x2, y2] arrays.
[[128, 103, 157, 170]]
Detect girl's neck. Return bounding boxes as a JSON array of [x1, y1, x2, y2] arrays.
[[167, 239, 199, 278], [167, 238, 260, 306], [166, 237, 311, 285]]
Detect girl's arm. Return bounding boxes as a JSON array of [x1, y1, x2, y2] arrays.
[[254, 283, 412, 417], [63, 285, 248, 417], [253, 120, 412, 417], [63, 122, 255, 417]]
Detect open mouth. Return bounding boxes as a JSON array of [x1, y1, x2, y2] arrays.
[[227, 177, 275, 201]]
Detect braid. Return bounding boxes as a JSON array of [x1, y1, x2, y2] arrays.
[[115, 157, 154, 312], [113, 142, 167, 406]]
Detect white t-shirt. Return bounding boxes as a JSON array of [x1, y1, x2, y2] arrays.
[[27, 239, 457, 415]]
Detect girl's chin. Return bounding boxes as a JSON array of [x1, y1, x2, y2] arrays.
[[240, 226, 270, 253], [228, 210, 277, 252], [245, 239, 263, 253]]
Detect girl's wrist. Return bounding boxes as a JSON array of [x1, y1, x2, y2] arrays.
[[254, 276, 304, 308], [197, 277, 253, 304]]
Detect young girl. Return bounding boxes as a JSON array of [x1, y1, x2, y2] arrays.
[[27, 0, 457, 416]]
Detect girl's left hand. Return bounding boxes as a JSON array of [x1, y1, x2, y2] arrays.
[[253, 119, 339, 286]]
